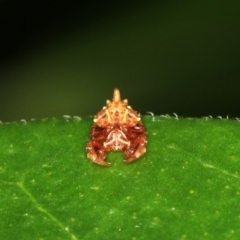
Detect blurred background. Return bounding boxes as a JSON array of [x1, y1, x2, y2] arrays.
[[0, 0, 240, 122]]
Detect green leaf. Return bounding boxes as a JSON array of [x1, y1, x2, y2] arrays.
[[0, 116, 240, 239]]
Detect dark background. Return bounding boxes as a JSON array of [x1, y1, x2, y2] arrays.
[[0, 0, 240, 122]]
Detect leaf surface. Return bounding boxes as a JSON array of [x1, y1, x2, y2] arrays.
[[0, 116, 240, 239]]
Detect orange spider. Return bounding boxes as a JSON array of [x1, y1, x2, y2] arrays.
[[86, 88, 147, 166]]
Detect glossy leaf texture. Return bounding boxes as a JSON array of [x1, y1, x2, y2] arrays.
[[0, 116, 240, 239]]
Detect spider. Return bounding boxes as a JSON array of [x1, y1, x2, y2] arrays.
[[86, 88, 147, 166]]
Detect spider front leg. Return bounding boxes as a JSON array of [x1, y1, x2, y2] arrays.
[[124, 124, 147, 163], [86, 125, 111, 166]]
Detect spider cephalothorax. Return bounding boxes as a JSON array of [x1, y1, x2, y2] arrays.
[[86, 88, 147, 166]]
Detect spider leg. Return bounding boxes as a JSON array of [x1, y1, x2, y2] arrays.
[[86, 140, 110, 166], [124, 134, 147, 163], [86, 125, 111, 166]]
